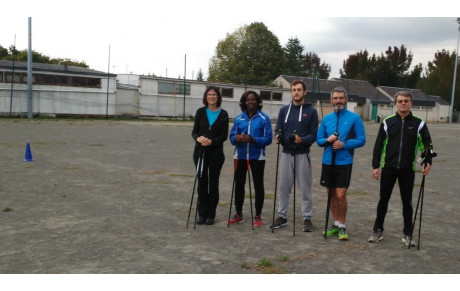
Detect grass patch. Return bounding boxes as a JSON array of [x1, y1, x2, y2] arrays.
[[240, 261, 250, 269], [276, 254, 289, 262], [3, 207, 13, 212], [218, 201, 230, 207], [256, 257, 285, 274], [89, 144, 105, 147], [258, 257, 272, 267]]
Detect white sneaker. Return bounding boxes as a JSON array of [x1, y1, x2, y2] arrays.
[[402, 235, 416, 247], [368, 230, 384, 243]]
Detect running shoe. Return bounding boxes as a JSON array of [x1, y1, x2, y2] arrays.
[[402, 235, 416, 247], [197, 215, 206, 225], [368, 229, 384, 243], [228, 213, 244, 224], [322, 225, 339, 237], [303, 219, 313, 232], [338, 227, 349, 240], [270, 217, 288, 229], [253, 215, 263, 227]]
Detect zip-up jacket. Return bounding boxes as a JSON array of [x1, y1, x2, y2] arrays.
[[275, 101, 318, 154], [372, 112, 433, 170], [192, 106, 229, 150], [230, 110, 272, 160], [317, 108, 366, 166]]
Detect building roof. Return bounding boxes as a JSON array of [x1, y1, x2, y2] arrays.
[[278, 75, 391, 105], [378, 86, 440, 107], [0, 60, 116, 77]]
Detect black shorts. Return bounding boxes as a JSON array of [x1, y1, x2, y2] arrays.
[[320, 164, 353, 189]]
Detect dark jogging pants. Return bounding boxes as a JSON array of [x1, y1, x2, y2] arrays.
[[193, 147, 225, 219], [234, 159, 265, 216], [373, 167, 415, 235]]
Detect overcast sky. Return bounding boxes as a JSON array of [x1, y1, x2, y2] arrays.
[[1, 1, 459, 79]]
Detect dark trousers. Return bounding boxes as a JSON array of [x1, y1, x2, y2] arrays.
[[193, 147, 225, 219], [234, 159, 265, 216], [373, 167, 415, 235]]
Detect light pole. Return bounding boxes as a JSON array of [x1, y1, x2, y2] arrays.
[[449, 18, 460, 123]]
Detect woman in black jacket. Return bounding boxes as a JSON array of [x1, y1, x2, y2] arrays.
[[191, 86, 229, 225]]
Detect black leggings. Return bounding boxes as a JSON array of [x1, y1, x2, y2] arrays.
[[233, 159, 265, 216], [373, 167, 415, 235], [193, 147, 225, 219]]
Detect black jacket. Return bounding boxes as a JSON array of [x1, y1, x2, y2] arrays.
[[372, 112, 433, 170], [191, 106, 229, 150]]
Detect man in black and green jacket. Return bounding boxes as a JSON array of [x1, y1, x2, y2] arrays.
[[368, 91, 433, 247]]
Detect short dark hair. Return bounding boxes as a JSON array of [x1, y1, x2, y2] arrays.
[[394, 91, 413, 104], [290, 80, 306, 91], [239, 90, 263, 112], [202, 86, 222, 107], [331, 87, 348, 99]]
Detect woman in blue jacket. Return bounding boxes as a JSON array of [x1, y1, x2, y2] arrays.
[[228, 91, 272, 227]]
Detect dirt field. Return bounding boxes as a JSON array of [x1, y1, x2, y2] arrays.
[[0, 118, 459, 278]]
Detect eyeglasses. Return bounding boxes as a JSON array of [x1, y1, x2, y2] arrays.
[[397, 99, 410, 104]]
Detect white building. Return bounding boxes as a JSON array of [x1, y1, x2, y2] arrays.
[[0, 60, 116, 117]]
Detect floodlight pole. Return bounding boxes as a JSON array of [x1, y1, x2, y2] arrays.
[[27, 17, 33, 119], [449, 18, 460, 123]]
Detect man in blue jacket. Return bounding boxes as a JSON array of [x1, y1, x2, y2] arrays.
[[271, 80, 318, 232], [317, 87, 366, 240]]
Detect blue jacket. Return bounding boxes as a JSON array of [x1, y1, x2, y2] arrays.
[[275, 102, 318, 154], [317, 108, 366, 165], [230, 110, 272, 160]]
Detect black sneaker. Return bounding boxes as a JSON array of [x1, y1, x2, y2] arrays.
[[197, 215, 206, 225], [303, 219, 313, 232], [205, 217, 215, 225], [270, 217, 287, 229]]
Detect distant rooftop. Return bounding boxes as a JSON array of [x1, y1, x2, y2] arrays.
[[0, 60, 116, 77]]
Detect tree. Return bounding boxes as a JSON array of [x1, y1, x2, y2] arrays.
[[300, 52, 331, 79], [284, 37, 304, 76], [208, 22, 286, 85], [417, 49, 459, 109], [340, 50, 372, 79], [196, 68, 204, 81], [341, 45, 418, 87], [0, 45, 8, 59], [0, 44, 88, 68]]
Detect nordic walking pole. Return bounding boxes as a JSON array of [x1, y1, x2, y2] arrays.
[[324, 115, 339, 239], [187, 148, 202, 229], [409, 174, 424, 249], [193, 150, 205, 229], [292, 130, 297, 237], [247, 141, 254, 230], [409, 149, 436, 249], [417, 175, 425, 250], [227, 155, 238, 228], [272, 131, 281, 233]]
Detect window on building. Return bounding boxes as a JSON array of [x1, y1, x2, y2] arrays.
[[0, 72, 101, 88], [260, 91, 271, 101], [221, 88, 233, 98], [159, 82, 191, 95], [175, 83, 191, 95], [159, 82, 175, 94], [260, 90, 283, 101], [272, 92, 282, 101]]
